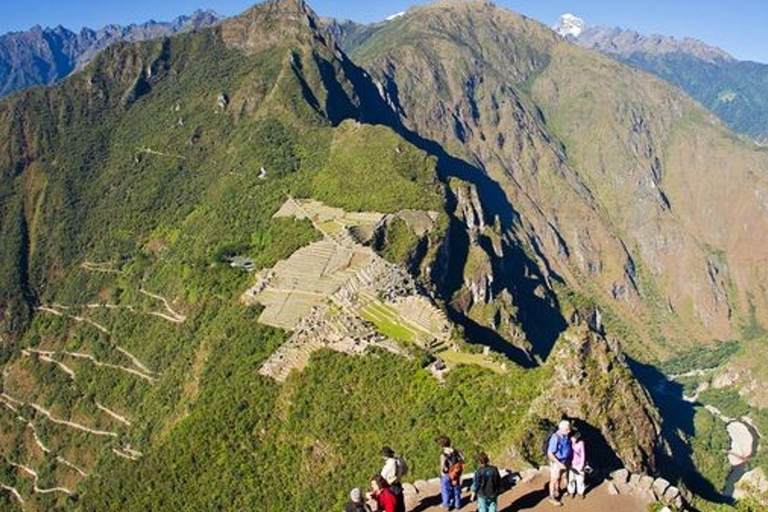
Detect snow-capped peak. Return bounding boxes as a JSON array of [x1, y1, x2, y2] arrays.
[[553, 13, 586, 38], [385, 11, 405, 22]]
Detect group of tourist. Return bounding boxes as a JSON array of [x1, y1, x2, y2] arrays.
[[344, 420, 588, 512]]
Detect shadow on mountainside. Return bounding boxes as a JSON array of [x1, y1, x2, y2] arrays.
[[628, 358, 732, 505], [404, 129, 567, 365], [333, 52, 567, 365]]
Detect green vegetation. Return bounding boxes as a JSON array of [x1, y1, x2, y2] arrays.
[[698, 388, 751, 419], [359, 300, 420, 344], [688, 406, 732, 492], [379, 217, 421, 265], [309, 121, 443, 213], [659, 341, 740, 375]]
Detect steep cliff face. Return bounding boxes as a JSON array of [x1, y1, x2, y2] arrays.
[[351, 1, 768, 360], [528, 324, 664, 474]]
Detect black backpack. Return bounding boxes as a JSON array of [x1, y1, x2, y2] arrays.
[[474, 465, 501, 498]]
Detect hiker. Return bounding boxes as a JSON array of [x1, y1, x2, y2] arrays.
[[437, 435, 464, 510], [547, 419, 573, 507], [381, 446, 407, 512], [368, 475, 397, 512], [346, 487, 372, 512], [567, 431, 587, 499], [470, 452, 502, 512]]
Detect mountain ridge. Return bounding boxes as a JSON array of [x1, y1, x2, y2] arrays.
[[0, 10, 222, 98]]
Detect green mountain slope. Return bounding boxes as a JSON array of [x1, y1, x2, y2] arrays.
[[2, 0, 767, 510]]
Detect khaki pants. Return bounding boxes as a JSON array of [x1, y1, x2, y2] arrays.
[[549, 462, 567, 499]]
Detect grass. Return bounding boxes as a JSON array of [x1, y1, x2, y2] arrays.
[[439, 350, 506, 374], [359, 301, 419, 343]]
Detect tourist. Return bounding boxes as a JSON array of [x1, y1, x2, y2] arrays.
[[381, 446, 407, 512], [437, 435, 464, 510], [547, 420, 573, 507], [368, 475, 398, 512], [470, 452, 502, 512], [567, 431, 587, 499], [346, 487, 372, 512]]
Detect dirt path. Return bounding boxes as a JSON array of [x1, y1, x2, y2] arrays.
[[12, 399, 119, 438], [411, 473, 647, 512], [22, 349, 76, 380], [10, 462, 73, 495], [0, 483, 24, 505], [95, 402, 131, 426], [139, 289, 187, 323]]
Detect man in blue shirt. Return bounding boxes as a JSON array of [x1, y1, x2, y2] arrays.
[[547, 420, 573, 507]]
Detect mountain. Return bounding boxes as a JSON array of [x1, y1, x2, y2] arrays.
[[1, 0, 767, 510], [552, 14, 768, 144], [0, 10, 221, 98]]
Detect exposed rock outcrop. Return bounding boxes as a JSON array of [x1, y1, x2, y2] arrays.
[[527, 324, 664, 473]]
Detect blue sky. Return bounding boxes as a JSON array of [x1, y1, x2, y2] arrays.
[[3, 0, 767, 63]]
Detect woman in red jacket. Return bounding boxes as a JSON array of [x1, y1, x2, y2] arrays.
[[368, 475, 397, 512]]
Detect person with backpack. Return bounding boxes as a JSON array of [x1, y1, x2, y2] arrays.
[[547, 420, 573, 507], [470, 452, 502, 512], [345, 487, 372, 512], [567, 431, 587, 499], [367, 475, 397, 512], [437, 435, 464, 510], [380, 446, 407, 512]]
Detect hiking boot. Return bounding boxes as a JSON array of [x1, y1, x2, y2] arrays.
[[548, 498, 563, 507]]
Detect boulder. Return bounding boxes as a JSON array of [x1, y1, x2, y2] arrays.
[[610, 468, 629, 484], [606, 481, 620, 495], [639, 475, 655, 491], [520, 468, 539, 483], [413, 480, 429, 494], [401, 483, 417, 497], [629, 473, 641, 487], [662, 485, 680, 503], [652, 477, 670, 499]]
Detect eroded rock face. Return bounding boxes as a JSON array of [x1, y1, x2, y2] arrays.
[[530, 324, 663, 473]]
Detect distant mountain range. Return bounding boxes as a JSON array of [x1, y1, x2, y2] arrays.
[[553, 14, 768, 143], [0, 10, 221, 97]]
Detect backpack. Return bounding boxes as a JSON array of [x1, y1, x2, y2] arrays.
[[541, 429, 557, 458], [445, 450, 465, 484], [474, 465, 501, 498], [395, 456, 409, 478]]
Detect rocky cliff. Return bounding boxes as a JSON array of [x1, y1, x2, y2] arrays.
[[350, 1, 768, 361]]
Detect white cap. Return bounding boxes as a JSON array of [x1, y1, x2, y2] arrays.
[[558, 419, 571, 431]]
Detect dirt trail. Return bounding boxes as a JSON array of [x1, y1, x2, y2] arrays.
[[10, 462, 73, 495], [66, 350, 155, 382], [95, 402, 131, 426], [6, 397, 119, 438], [22, 349, 76, 380], [139, 289, 187, 323], [115, 347, 153, 375], [0, 483, 24, 505], [411, 473, 647, 512], [81, 261, 121, 274]]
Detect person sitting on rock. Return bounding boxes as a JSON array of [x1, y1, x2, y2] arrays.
[[437, 435, 465, 510], [380, 446, 407, 512], [567, 430, 587, 499], [547, 419, 573, 507], [367, 475, 397, 512], [470, 452, 502, 512], [346, 487, 372, 512]]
